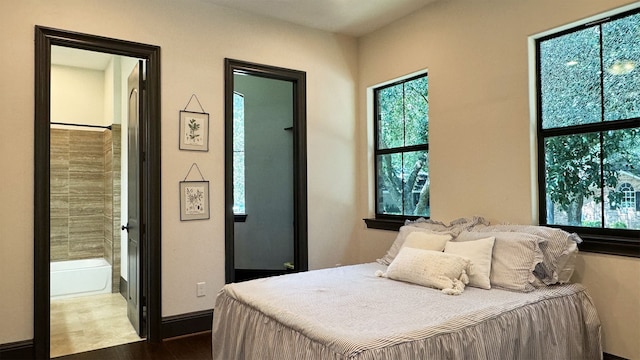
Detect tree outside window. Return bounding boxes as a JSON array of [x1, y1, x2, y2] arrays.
[[233, 91, 246, 214], [537, 10, 640, 237], [374, 74, 429, 218]]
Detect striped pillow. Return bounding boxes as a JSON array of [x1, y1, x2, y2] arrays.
[[474, 225, 581, 284], [455, 231, 545, 292]]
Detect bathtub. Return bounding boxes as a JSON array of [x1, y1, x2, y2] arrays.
[[50, 258, 112, 299]]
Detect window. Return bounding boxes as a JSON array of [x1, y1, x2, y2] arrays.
[[536, 8, 640, 256], [618, 183, 635, 209], [233, 91, 246, 215], [372, 73, 429, 224]]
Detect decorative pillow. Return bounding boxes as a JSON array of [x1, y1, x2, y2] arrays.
[[403, 218, 450, 232], [555, 241, 578, 283], [377, 247, 470, 295], [447, 216, 490, 235], [444, 236, 495, 289], [401, 231, 452, 252], [377, 226, 454, 266], [473, 224, 580, 285], [455, 231, 545, 292]]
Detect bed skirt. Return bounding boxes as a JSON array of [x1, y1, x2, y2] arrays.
[[212, 264, 601, 360]]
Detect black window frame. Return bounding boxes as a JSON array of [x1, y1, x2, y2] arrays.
[[365, 73, 429, 231], [535, 8, 640, 258]]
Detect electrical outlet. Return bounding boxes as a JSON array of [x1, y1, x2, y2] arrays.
[[197, 282, 206, 297]]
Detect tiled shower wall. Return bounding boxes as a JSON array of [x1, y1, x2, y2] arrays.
[[104, 125, 121, 293], [50, 127, 121, 293]]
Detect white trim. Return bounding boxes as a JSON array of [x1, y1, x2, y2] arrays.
[[369, 68, 428, 90], [620, 170, 640, 181]]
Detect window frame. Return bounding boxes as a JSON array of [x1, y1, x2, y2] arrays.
[[535, 7, 640, 258], [366, 72, 429, 230]]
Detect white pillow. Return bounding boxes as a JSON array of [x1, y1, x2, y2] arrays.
[[401, 231, 452, 252], [444, 236, 495, 289], [377, 247, 470, 295], [377, 226, 454, 265]]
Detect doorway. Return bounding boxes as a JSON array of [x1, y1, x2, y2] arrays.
[[34, 27, 162, 359], [224, 59, 308, 283], [48, 46, 142, 357]]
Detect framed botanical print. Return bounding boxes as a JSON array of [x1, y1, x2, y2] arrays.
[[179, 110, 209, 151], [179, 180, 210, 220]]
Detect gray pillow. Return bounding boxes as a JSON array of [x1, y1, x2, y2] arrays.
[[455, 231, 545, 292], [474, 225, 580, 285]]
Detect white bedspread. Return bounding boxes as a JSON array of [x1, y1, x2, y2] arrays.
[[213, 263, 601, 360]]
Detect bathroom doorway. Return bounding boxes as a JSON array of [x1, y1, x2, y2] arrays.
[[34, 27, 162, 359], [47, 46, 142, 357]]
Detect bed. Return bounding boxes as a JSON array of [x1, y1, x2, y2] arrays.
[[212, 218, 602, 360]]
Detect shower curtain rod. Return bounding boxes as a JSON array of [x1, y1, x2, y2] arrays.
[[50, 122, 112, 130]]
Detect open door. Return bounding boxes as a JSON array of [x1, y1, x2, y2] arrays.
[[125, 60, 145, 336]]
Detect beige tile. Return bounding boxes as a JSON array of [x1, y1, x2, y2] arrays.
[[69, 194, 103, 216], [50, 293, 142, 358], [50, 129, 70, 167], [50, 195, 69, 217], [69, 173, 104, 195], [50, 170, 69, 194]]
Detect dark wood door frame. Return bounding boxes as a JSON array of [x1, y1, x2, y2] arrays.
[[34, 26, 162, 359], [224, 59, 308, 283]]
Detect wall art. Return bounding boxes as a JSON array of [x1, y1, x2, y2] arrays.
[[179, 110, 209, 151]]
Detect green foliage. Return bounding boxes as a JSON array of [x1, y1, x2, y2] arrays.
[[581, 220, 602, 228], [376, 75, 430, 216], [540, 12, 640, 228], [187, 119, 201, 141], [609, 221, 628, 229], [377, 76, 428, 149], [540, 13, 640, 129]]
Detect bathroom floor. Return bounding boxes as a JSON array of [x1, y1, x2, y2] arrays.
[[50, 293, 143, 358]]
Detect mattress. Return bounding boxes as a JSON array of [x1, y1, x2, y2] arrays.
[[212, 262, 601, 360]]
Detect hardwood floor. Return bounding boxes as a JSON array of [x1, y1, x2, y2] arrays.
[[54, 332, 212, 360]]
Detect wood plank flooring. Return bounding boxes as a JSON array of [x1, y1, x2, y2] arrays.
[[54, 332, 212, 360]]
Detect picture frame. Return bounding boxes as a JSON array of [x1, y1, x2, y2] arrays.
[[179, 110, 209, 151], [179, 180, 210, 221]]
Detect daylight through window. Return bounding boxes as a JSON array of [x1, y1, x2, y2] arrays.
[[374, 73, 429, 218], [536, 8, 640, 248], [233, 91, 246, 214]]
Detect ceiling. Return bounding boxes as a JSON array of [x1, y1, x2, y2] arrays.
[[51, 0, 438, 69], [205, 0, 439, 37]]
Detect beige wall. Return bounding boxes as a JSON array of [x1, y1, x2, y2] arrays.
[[51, 65, 106, 126], [1, 0, 639, 358], [0, 0, 358, 344], [356, 0, 640, 358]]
